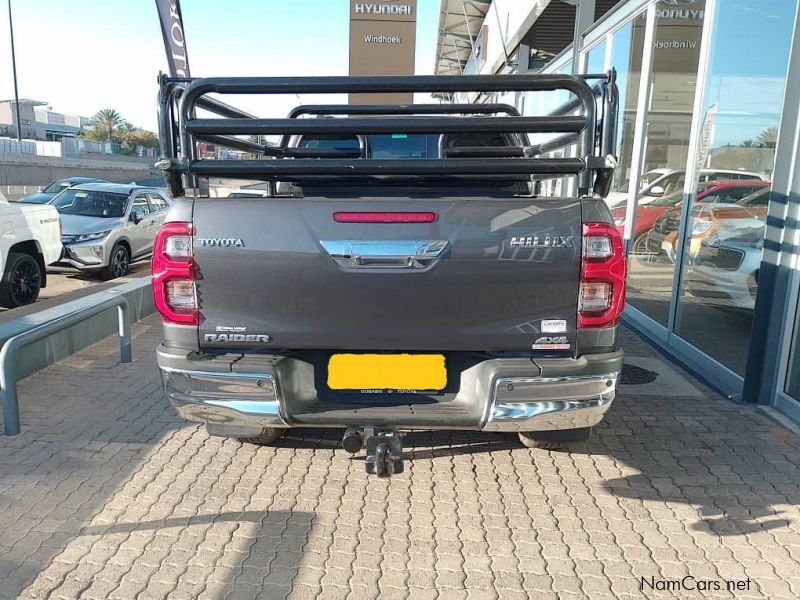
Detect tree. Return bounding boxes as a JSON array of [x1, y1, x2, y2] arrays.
[[740, 139, 755, 148], [93, 108, 123, 142], [79, 127, 111, 142], [757, 127, 778, 149], [128, 128, 159, 149]]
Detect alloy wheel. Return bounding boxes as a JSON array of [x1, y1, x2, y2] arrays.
[[9, 259, 41, 306], [111, 247, 129, 278]]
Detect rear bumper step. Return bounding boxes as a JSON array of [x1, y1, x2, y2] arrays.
[[157, 346, 621, 433]]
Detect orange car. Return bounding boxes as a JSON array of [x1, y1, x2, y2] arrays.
[[648, 185, 770, 260]]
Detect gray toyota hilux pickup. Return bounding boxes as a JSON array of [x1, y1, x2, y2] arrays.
[[153, 73, 625, 476]]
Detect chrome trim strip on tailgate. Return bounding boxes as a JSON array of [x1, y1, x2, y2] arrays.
[[320, 240, 449, 269]]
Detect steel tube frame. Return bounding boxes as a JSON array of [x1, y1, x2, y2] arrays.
[[185, 115, 588, 136], [1, 293, 132, 436], [286, 103, 521, 118], [174, 74, 598, 171], [185, 157, 586, 179]]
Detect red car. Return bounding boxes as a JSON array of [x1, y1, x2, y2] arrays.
[[611, 180, 770, 254]]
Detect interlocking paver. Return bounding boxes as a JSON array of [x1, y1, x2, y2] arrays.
[[0, 318, 797, 598]]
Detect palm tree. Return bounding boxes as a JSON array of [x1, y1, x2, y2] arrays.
[[757, 127, 779, 149], [94, 109, 123, 142]]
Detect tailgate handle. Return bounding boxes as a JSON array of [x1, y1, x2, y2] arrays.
[[320, 240, 449, 269]]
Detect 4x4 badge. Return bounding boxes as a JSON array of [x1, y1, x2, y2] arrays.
[[532, 336, 570, 350]]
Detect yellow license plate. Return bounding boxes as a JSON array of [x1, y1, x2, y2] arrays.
[[327, 353, 446, 391]]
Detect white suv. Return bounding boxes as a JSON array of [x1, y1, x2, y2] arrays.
[[0, 189, 62, 308]]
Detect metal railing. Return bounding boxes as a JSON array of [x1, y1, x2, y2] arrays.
[[1, 291, 133, 436]]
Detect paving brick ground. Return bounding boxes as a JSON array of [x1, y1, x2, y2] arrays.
[[0, 315, 799, 599]]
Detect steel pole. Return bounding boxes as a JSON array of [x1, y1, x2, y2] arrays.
[[7, 0, 22, 142], [0, 341, 19, 435], [118, 303, 132, 364]]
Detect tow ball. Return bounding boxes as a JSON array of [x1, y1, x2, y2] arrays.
[[342, 427, 404, 477]]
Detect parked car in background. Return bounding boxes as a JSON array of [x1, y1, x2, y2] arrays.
[[17, 177, 108, 204], [612, 179, 768, 255], [684, 224, 765, 311], [130, 177, 167, 188], [227, 188, 271, 198], [0, 189, 62, 308], [51, 183, 171, 279], [647, 180, 769, 259], [605, 168, 766, 209]]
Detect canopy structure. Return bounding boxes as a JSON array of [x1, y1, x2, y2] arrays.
[[434, 0, 491, 75]]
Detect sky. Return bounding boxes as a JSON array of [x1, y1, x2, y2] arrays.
[[0, 0, 440, 132]]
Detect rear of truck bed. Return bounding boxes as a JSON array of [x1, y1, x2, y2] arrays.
[[153, 73, 624, 476]]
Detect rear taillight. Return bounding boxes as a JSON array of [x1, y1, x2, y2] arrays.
[[152, 221, 198, 325], [578, 222, 627, 328]]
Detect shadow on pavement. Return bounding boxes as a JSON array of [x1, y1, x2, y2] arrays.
[[273, 399, 800, 539]]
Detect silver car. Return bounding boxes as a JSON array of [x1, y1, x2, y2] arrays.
[[51, 183, 171, 279], [684, 223, 764, 312]]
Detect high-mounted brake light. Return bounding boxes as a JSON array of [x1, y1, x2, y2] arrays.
[[333, 212, 437, 223], [152, 222, 198, 325], [578, 222, 626, 328]]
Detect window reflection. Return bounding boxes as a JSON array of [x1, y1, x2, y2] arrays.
[[625, 2, 705, 325], [675, 0, 795, 375]]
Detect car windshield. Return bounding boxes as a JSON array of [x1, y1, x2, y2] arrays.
[[43, 180, 73, 194], [649, 182, 718, 207], [738, 187, 769, 206], [299, 133, 432, 158], [53, 189, 129, 218], [298, 132, 510, 159], [650, 189, 685, 207], [640, 171, 669, 188]]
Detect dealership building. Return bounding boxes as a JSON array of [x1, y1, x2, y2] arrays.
[[436, 0, 800, 425]]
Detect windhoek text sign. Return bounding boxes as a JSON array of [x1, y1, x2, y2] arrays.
[[349, 0, 417, 104]]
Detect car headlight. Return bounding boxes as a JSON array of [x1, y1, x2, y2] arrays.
[[691, 220, 713, 235], [613, 217, 625, 227], [73, 230, 111, 242]]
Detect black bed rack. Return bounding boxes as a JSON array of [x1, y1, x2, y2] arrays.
[[156, 72, 618, 197]]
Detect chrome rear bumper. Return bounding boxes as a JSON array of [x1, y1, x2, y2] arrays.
[[486, 374, 616, 431], [158, 346, 621, 433]]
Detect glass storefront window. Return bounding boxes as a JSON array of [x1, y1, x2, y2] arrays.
[[787, 306, 800, 399], [608, 21, 635, 196], [624, 2, 705, 325], [674, 0, 796, 375], [519, 58, 577, 198], [585, 41, 606, 73]]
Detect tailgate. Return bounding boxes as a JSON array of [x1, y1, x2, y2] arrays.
[[193, 196, 581, 352]]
